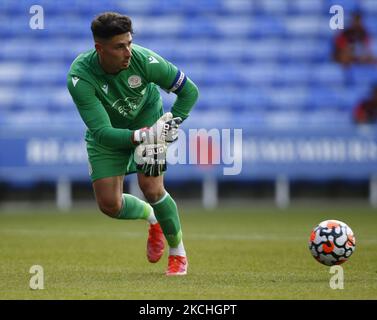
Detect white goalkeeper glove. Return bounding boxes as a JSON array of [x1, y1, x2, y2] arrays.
[[135, 143, 167, 177], [133, 112, 182, 145]]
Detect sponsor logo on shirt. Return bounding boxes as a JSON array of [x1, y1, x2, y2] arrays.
[[128, 75, 142, 88], [111, 96, 143, 117]]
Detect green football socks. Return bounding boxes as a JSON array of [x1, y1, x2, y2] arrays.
[[116, 192, 184, 251], [150, 192, 182, 248], [117, 194, 152, 221]]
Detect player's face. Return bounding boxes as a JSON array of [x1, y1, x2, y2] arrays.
[[95, 32, 133, 73]]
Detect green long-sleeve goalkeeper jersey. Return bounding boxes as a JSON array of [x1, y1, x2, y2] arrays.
[[67, 44, 199, 150]]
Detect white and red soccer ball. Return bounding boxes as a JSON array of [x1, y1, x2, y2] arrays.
[[309, 220, 356, 266]]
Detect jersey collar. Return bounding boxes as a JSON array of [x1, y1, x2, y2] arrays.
[[91, 51, 107, 76], [91, 51, 129, 77]]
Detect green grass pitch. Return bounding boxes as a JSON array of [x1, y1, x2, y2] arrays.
[[0, 204, 376, 299]]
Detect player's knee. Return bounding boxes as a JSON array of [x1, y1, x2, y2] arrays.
[[141, 186, 165, 204], [98, 199, 122, 218]]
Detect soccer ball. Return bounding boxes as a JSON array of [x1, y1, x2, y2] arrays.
[[309, 220, 356, 266]]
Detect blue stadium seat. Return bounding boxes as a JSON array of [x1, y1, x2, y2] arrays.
[[249, 17, 286, 37], [214, 17, 254, 38], [360, 0, 377, 14], [283, 16, 329, 37], [1, 0, 377, 122], [288, 0, 324, 14], [254, 0, 289, 14], [0, 63, 24, 84], [349, 66, 377, 85], [337, 86, 371, 110], [277, 64, 311, 85], [309, 64, 346, 86], [265, 87, 309, 110], [328, 0, 360, 12], [364, 16, 377, 35], [371, 41, 377, 58], [0, 88, 17, 110], [246, 40, 281, 61], [239, 63, 281, 86], [280, 39, 331, 62], [43, 17, 92, 37], [0, 39, 92, 62], [112, 0, 155, 15], [221, 0, 254, 15], [308, 87, 338, 110], [25, 64, 67, 85], [179, 16, 218, 38], [307, 85, 369, 111], [137, 16, 186, 37], [181, 0, 224, 14]]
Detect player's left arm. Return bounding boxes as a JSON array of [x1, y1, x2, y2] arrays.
[[145, 50, 199, 121]]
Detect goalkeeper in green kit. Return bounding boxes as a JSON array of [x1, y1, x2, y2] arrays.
[[67, 12, 199, 276]]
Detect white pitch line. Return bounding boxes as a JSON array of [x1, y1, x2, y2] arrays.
[[1, 228, 376, 243], [0, 228, 301, 240]]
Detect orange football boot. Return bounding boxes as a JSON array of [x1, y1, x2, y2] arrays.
[[147, 223, 165, 263], [166, 255, 188, 276]]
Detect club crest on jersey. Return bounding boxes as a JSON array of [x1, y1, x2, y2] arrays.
[[128, 75, 142, 88]]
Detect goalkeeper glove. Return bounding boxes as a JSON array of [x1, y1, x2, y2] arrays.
[[135, 143, 167, 177], [133, 112, 182, 145]]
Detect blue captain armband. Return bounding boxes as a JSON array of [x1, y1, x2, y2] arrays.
[[168, 70, 187, 94]]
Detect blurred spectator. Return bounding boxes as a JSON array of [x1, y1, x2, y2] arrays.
[[353, 84, 377, 124], [333, 12, 377, 66]]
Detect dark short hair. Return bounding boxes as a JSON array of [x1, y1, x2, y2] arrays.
[[91, 12, 133, 40]]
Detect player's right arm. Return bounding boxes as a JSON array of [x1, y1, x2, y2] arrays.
[[67, 76, 136, 149]]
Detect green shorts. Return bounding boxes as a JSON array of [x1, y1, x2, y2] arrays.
[[86, 142, 137, 182], [85, 99, 164, 182]]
